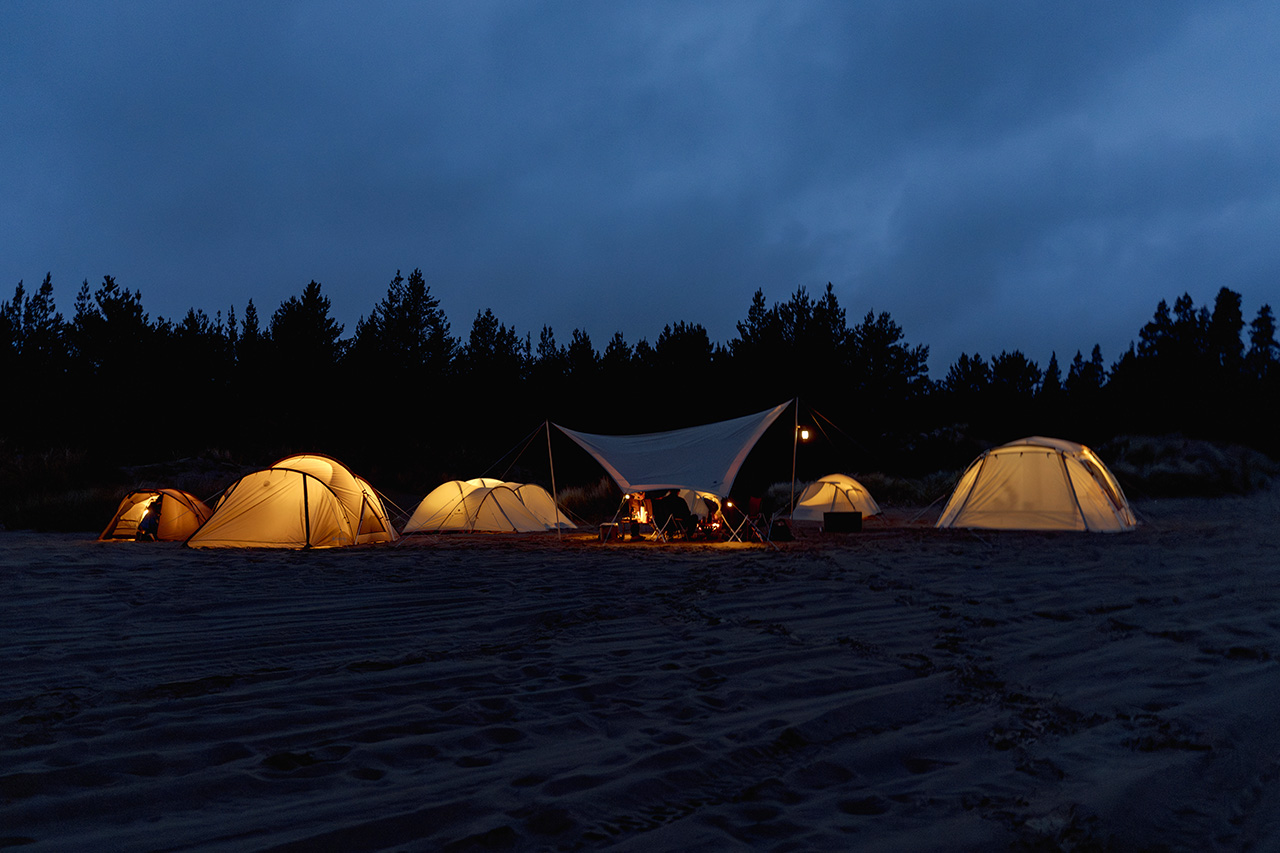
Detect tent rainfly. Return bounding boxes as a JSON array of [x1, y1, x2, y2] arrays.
[[270, 453, 398, 544], [554, 401, 790, 498], [186, 453, 397, 549], [100, 488, 213, 541], [936, 436, 1136, 532], [402, 478, 575, 534], [789, 474, 880, 522]]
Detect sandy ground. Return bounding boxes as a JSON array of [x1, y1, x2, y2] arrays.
[[3, 491, 1280, 852]]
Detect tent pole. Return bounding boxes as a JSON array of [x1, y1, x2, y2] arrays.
[[547, 421, 560, 542], [302, 472, 312, 549]]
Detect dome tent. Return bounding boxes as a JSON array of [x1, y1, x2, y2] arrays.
[[402, 478, 575, 534], [270, 453, 398, 544], [789, 474, 880, 522], [511, 483, 576, 530], [936, 436, 1136, 532], [100, 488, 213, 541], [186, 454, 397, 549]]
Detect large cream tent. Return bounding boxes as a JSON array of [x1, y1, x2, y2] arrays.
[[186, 454, 397, 549], [789, 474, 880, 522], [936, 436, 1136, 532], [270, 453, 398, 544], [100, 488, 213, 541], [402, 478, 575, 534], [510, 483, 575, 530]]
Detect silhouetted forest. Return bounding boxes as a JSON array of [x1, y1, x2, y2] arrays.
[[2, 271, 1278, 510]]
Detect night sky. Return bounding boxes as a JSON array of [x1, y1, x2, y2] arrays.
[[4, 1, 1278, 374]]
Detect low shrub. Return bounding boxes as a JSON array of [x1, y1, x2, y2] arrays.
[[1100, 435, 1278, 498]]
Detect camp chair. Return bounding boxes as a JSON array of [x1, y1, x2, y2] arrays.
[[725, 497, 763, 542], [649, 491, 696, 542], [724, 500, 749, 541], [651, 509, 692, 542], [651, 513, 676, 542], [747, 498, 776, 543]]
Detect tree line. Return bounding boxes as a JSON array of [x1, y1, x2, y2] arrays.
[[2, 271, 1277, 492]]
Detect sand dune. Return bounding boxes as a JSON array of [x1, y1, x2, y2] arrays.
[[3, 491, 1280, 850]]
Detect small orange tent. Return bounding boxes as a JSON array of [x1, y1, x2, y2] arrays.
[[100, 489, 213, 541]]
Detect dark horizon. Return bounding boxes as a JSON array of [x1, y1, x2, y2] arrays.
[[3, 272, 1275, 509]]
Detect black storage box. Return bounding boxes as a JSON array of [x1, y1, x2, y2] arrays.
[[823, 511, 862, 533]]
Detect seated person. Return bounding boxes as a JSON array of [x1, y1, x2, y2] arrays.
[[648, 489, 695, 538], [136, 497, 163, 541]]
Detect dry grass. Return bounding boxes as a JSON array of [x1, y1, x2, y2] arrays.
[[1100, 434, 1278, 498], [555, 475, 623, 525], [770, 470, 960, 511], [0, 445, 251, 531]]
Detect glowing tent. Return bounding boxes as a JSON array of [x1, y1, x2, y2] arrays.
[[555, 402, 790, 498], [789, 474, 880, 522], [402, 479, 575, 534], [99, 488, 213, 541], [271, 453, 398, 544], [511, 483, 576, 530], [936, 436, 1136, 532], [679, 489, 723, 521], [186, 454, 397, 549]]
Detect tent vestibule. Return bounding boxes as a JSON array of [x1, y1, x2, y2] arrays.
[[100, 488, 213, 541]]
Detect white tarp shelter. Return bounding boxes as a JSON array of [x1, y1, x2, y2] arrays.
[[936, 436, 1136, 532], [790, 474, 880, 522], [402, 478, 576, 534], [555, 402, 790, 498]]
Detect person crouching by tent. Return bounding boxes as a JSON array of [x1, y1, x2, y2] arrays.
[[135, 496, 162, 541]]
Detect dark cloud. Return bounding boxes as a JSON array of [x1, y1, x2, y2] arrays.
[[2, 0, 1277, 373]]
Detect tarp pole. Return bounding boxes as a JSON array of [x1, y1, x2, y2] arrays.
[[790, 399, 799, 516], [547, 420, 560, 542]]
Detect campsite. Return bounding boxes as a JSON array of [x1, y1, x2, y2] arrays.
[[5, 405, 1280, 850], [6, 4, 1280, 843], [70, 402, 1149, 548]]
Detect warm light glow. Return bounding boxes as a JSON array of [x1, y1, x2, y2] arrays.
[[626, 492, 648, 523], [798, 428, 811, 441]]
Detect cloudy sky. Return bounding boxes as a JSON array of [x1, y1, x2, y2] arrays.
[[3, 1, 1278, 374]]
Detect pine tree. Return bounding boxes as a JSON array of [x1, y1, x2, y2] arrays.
[[1208, 287, 1244, 371], [1040, 352, 1062, 398], [269, 280, 344, 369], [1247, 304, 1277, 380]]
